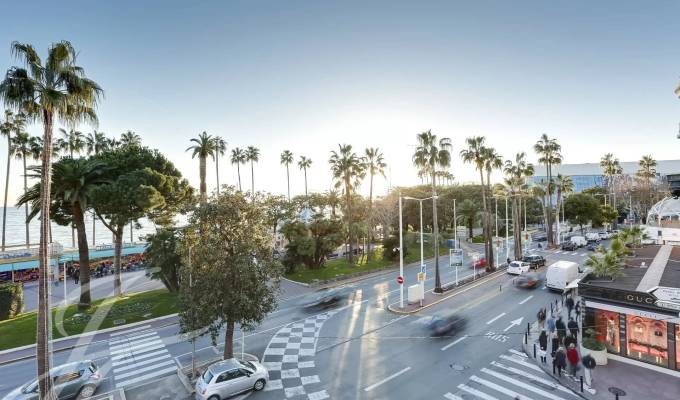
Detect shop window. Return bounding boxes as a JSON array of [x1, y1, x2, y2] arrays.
[[593, 309, 619, 353], [676, 325, 680, 370], [626, 315, 668, 367]]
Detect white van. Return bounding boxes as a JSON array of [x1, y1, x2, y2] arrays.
[[570, 236, 587, 248], [546, 260, 580, 292], [585, 233, 601, 243]]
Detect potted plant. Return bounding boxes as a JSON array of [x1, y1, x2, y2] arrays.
[[581, 328, 608, 365]]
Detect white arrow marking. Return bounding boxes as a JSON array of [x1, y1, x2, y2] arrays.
[[503, 317, 523, 332]]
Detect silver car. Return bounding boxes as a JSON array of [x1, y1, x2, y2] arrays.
[[2, 361, 101, 400], [195, 358, 268, 400]]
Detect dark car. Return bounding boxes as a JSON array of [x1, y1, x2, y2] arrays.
[[303, 287, 354, 310], [426, 314, 467, 337], [561, 242, 577, 251], [522, 254, 546, 269], [586, 243, 602, 251], [532, 232, 548, 242], [514, 274, 540, 289]]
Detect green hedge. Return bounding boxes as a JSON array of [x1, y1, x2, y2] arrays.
[[0, 283, 24, 321]]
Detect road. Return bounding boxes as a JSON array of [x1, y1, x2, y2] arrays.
[[0, 243, 597, 399]]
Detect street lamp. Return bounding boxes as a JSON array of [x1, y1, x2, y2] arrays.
[[402, 195, 438, 303]]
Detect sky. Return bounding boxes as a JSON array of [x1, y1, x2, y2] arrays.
[[1, 0, 680, 204]]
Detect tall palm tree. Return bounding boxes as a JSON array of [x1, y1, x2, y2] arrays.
[[245, 146, 260, 197], [636, 155, 657, 216], [19, 158, 108, 308], [213, 136, 227, 195], [503, 153, 534, 259], [106, 137, 121, 149], [600, 153, 622, 207], [298, 156, 312, 198], [414, 130, 452, 291], [329, 144, 365, 264], [230, 147, 246, 191], [554, 174, 574, 244], [12, 129, 34, 247], [534, 133, 562, 248], [280, 150, 294, 200], [0, 110, 22, 251], [326, 189, 340, 217], [460, 136, 492, 267], [120, 130, 141, 147], [482, 147, 502, 267], [0, 40, 103, 399], [364, 147, 387, 261], [458, 199, 480, 239], [56, 128, 85, 158], [85, 130, 108, 156], [186, 131, 215, 203]]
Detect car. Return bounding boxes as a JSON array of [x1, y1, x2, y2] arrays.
[[598, 231, 612, 240], [426, 314, 467, 337], [570, 236, 588, 247], [532, 232, 548, 242], [303, 287, 354, 309], [522, 254, 546, 269], [472, 258, 487, 269], [2, 361, 101, 400], [561, 242, 577, 251], [507, 261, 530, 275], [195, 358, 269, 400], [586, 243, 602, 251], [514, 274, 540, 289]]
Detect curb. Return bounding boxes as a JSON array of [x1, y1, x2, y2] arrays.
[[386, 268, 508, 315], [281, 276, 310, 288]]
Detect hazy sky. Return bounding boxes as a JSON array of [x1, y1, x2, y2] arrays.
[[1, 0, 680, 203]]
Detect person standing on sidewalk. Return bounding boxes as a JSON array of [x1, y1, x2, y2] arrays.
[[551, 331, 560, 357], [74, 268, 80, 285], [554, 345, 567, 377], [567, 343, 580, 376], [538, 329, 548, 364], [567, 318, 578, 338], [565, 294, 575, 318], [575, 302, 581, 322], [556, 316, 566, 343], [547, 314, 556, 336], [537, 308, 546, 330]]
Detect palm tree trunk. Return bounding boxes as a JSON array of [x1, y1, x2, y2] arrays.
[[478, 170, 489, 267], [367, 173, 374, 262], [486, 172, 495, 269], [304, 168, 308, 197], [286, 164, 290, 201], [199, 155, 207, 203], [346, 177, 354, 264], [113, 225, 124, 296], [236, 163, 241, 191], [512, 196, 522, 259], [546, 164, 554, 248], [250, 160, 255, 197], [2, 134, 10, 251], [223, 319, 235, 359], [555, 189, 562, 245], [72, 206, 91, 307], [23, 154, 29, 248], [432, 173, 442, 292], [215, 152, 220, 195], [92, 211, 96, 247], [37, 110, 56, 399]]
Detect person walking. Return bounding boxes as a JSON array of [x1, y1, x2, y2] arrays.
[[565, 294, 575, 318], [547, 314, 556, 336], [73, 268, 80, 285], [556, 316, 566, 343], [568, 318, 579, 338], [551, 331, 560, 357], [554, 345, 567, 377], [575, 302, 581, 322], [567, 343, 580, 376], [537, 308, 546, 330], [538, 329, 548, 364]]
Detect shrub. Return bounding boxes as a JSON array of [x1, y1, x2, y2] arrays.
[[0, 283, 24, 320], [382, 236, 408, 261], [471, 235, 484, 243], [582, 328, 606, 351]]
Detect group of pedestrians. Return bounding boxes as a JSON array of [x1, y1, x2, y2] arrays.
[[537, 294, 582, 378]]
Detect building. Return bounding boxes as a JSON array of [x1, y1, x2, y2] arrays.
[[531, 159, 680, 194]]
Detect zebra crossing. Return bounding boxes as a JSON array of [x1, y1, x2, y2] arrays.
[[444, 349, 581, 400], [107, 326, 177, 388]]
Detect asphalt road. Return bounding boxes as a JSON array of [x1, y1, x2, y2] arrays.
[[0, 242, 598, 399]]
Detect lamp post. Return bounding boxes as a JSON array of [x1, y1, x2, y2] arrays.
[[398, 192, 404, 308], [403, 195, 437, 303], [453, 199, 457, 249], [505, 196, 509, 261]]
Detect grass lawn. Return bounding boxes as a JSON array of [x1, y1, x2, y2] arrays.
[[0, 289, 177, 351]]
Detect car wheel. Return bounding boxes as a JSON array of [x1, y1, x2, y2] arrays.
[[254, 379, 266, 391], [77, 385, 97, 399], [208, 395, 221, 400]]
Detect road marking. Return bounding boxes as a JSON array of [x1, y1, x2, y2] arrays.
[[508, 349, 528, 358], [481, 367, 567, 400], [490, 361, 576, 396], [109, 331, 157, 346], [486, 312, 506, 325], [518, 295, 534, 305], [111, 343, 166, 361], [441, 335, 468, 351], [110, 339, 163, 355], [499, 354, 542, 372], [571, 252, 578, 256], [112, 353, 171, 372], [470, 375, 533, 400], [115, 365, 178, 388], [108, 325, 151, 337], [503, 317, 523, 332], [457, 383, 499, 400], [111, 349, 169, 366], [443, 393, 464, 400], [115, 359, 176, 380], [109, 335, 159, 350], [363, 367, 411, 391]]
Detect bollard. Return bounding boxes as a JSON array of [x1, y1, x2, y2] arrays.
[[533, 343, 536, 359], [551, 303, 554, 315], [527, 322, 531, 337], [524, 333, 528, 344], [500, 284, 502, 292], [552, 362, 556, 375], [580, 376, 583, 393], [616, 395, 619, 400]]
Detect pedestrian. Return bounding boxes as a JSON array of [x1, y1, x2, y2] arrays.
[[564, 334, 576, 349], [568, 318, 578, 338], [537, 308, 546, 330], [547, 314, 556, 336], [551, 331, 560, 358], [565, 295, 575, 318], [73, 269, 79, 285], [556, 316, 566, 343], [575, 302, 581, 322], [554, 346, 567, 377], [538, 329, 548, 364], [567, 343, 580, 376], [507, 257, 511, 265]]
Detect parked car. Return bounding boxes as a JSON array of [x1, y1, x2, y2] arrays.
[[507, 261, 530, 275], [522, 254, 546, 269], [585, 233, 601, 243], [532, 232, 548, 242], [561, 242, 577, 251], [195, 358, 269, 400], [598, 231, 612, 240], [514, 274, 540, 289], [570, 236, 587, 248], [2, 361, 101, 400], [546, 260, 580, 292], [586, 243, 602, 251], [472, 258, 487, 269]]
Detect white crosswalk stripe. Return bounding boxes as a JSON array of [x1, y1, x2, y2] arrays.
[[107, 329, 177, 389], [445, 349, 580, 400]]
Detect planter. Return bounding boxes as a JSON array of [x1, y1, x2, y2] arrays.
[[580, 343, 608, 366]]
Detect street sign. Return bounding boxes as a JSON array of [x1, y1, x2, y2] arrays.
[[417, 272, 425, 282], [420, 265, 426, 273], [396, 276, 404, 285], [651, 287, 680, 302], [655, 300, 680, 312], [451, 249, 463, 267]]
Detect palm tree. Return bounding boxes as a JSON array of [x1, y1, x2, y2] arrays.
[[120, 130, 141, 147], [534, 133, 562, 248], [86, 130, 108, 156], [364, 147, 387, 261], [12, 129, 35, 247], [600, 153, 622, 208], [213, 136, 227, 195], [245, 146, 260, 197], [18, 159, 108, 307], [107, 137, 121, 149], [56, 128, 85, 158], [503, 152, 534, 259], [298, 156, 312, 198], [460, 136, 492, 267], [414, 130, 452, 291], [482, 147, 502, 267], [532, 181, 549, 231], [0, 110, 22, 251], [554, 174, 573, 244], [230, 147, 246, 191], [326, 189, 340, 217], [0, 40, 103, 399], [458, 199, 480, 239], [585, 249, 624, 280], [636, 155, 657, 216], [186, 131, 215, 203], [280, 150, 294, 200], [329, 144, 365, 264]]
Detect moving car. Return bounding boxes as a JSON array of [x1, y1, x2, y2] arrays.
[[561, 242, 577, 251], [303, 287, 354, 309], [2, 361, 101, 400], [195, 358, 269, 400], [522, 254, 546, 269], [514, 274, 540, 289], [546, 260, 579, 292], [472, 258, 487, 269], [507, 261, 530, 275], [426, 314, 467, 337]]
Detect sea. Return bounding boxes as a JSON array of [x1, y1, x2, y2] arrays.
[[0, 206, 159, 250]]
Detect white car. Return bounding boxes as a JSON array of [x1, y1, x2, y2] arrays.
[[195, 358, 269, 400], [598, 231, 611, 240], [507, 261, 530, 275]]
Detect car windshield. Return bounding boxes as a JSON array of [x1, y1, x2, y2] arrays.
[[23, 380, 38, 394], [202, 369, 214, 384], [238, 360, 255, 371]]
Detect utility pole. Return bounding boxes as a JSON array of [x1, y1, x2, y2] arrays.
[[398, 193, 404, 309]]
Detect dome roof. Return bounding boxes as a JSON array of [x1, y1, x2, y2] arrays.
[[647, 197, 680, 227]]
